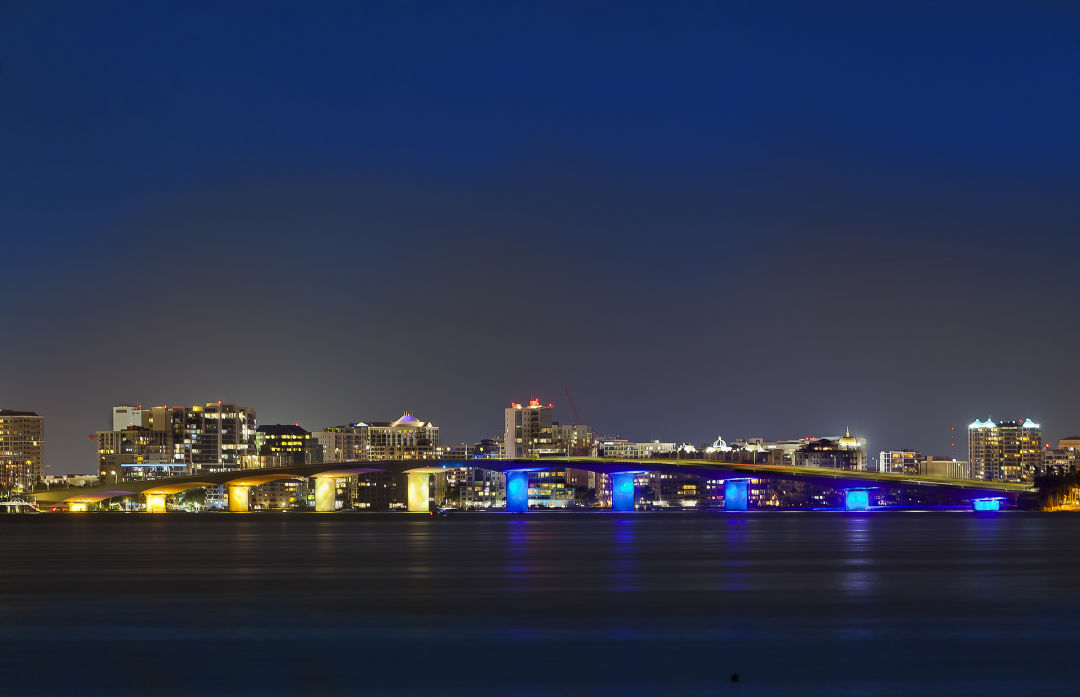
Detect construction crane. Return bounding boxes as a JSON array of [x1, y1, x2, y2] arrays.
[[563, 385, 583, 425]]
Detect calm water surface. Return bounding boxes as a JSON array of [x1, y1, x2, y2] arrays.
[[1, 511, 1077, 696]]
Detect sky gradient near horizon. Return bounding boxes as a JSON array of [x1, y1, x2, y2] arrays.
[[3, 1, 1080, 472]]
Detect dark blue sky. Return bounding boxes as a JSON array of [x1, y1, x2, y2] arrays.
[[3, 1, 1079, 472]]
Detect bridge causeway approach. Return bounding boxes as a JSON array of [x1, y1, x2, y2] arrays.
[[29, 457, 1034, 513]]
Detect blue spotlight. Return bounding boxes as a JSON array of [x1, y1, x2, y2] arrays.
[[724, 480, 748, 511], [612, 472, 636, 511], [506, 471, 528, 512]]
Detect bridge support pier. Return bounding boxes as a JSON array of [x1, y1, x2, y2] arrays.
[[407, 472, 431, 513], [724, 479, 749, 511], [145, 493, 167, 513], [315, 476, 336, 512], [228, 485, 250, 512], [506, 471, 528, 513], [972, 497, 1001, 512], [612, 472, 636, 512], [844, 489, 871, 511]]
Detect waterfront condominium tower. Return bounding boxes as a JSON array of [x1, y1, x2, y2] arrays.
[[967, 418, 1042, 483], [504, 399, 557, 458], [0, 410, 44, 490], [505, 399, 573, 507]]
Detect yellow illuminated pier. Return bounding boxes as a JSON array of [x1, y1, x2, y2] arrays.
[[405, 467, 446, 513], [145, 494, 167, 513], [228, 485, 250, 512], [314, 476, 336, 512]]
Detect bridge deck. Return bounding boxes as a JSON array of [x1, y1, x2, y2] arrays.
[[28, 457, 1033, 504]]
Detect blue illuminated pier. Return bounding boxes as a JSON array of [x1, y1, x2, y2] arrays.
[[612, 472, 636, 512], [506, 471, 529, 512], [844, 489, 870, 511], [724, 479, 749, 511], [972, 497, 1001, 512]]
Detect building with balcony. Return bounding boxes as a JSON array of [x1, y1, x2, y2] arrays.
[[0, 410, 44, 490], [314, 424, 369, 462], [97, 402, 256, 479], [251, 424, 322, 468], [878, 450, 922, 474], [968, 418, 1042, 482]]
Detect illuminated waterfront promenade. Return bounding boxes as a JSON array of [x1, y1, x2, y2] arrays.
[[30, 457, 1033, 512]]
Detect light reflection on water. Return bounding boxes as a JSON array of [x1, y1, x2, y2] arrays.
[[0, 511, 1077, 696]]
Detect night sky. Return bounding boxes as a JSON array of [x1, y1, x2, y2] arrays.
[[3, 2, 1079, 473]]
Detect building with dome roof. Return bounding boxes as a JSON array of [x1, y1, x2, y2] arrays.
[[366, 412, 440, 460]]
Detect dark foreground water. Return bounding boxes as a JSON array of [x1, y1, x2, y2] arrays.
[[1, 511, 1078, 696]]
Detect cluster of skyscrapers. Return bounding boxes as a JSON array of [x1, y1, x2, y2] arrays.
[[2, 398, 1075, 508]]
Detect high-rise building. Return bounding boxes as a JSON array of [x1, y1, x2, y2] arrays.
[[878, 450, 922, 474], [504, 400, 572, 507], [315, 424, 370, 462], [96, 425, 182, 480], [112, 405, 149, 430], [552, 423, 594, 456], [0, 410, 44, 490], [504, 399, 556, 458], [366, 412, 439, 460], [98, 402, 256, 479], [251, 424, 322, 468], [183, 403, 257, 473], [967, 418, 1042, 482]]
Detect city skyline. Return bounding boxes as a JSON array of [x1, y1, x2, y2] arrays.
[[3, 4, 1078, 694], [5, 2, 1080, 475], [6, 395, 1071, 477]]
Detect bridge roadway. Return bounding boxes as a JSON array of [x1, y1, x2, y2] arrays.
[[29, 457, 1034, 512]]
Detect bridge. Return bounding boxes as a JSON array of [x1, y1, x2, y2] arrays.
[[28, 457, 1033, 512]]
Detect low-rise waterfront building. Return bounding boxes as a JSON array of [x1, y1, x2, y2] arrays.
[[922, 457, 971, 479], [878, 450, 922, 475], [1041, 448, 1078, 476], [1059, 436, 1080, 451], [592, 439, 677, 459], [795, 430, 867, 471]]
